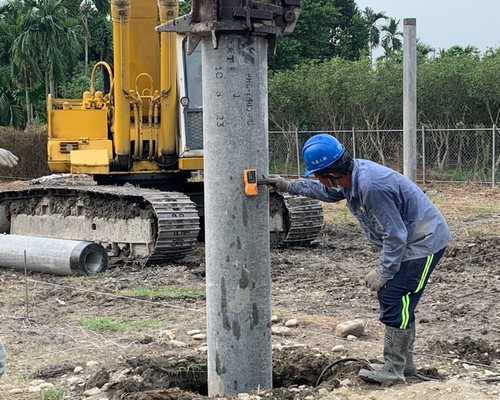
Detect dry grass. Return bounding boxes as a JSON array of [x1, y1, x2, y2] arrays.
[[320, 183, 500, 236], [322, 202, 357, 225], [0, 126, 50, 181], [425, 183, 500, 236]]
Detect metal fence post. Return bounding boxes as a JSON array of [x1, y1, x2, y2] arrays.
[[422, 125, 426, 184], [295, 128, 301, 178], [493, 124, 496, 187], [352, 126, 356, 158]]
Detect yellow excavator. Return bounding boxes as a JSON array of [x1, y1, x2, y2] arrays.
[[0, 0, 323, 264]]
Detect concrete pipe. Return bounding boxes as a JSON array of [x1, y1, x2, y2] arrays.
[[0, 235, 108, 276]]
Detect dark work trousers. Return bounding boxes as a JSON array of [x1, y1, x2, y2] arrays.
[[378, 247, 446, 329]]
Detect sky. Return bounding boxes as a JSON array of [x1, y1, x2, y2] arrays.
[[355, 0, 500, 56]]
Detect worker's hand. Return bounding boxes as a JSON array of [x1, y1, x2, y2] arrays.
[[266, 176, 290, 192], [365, 269, 387, 292], [0, 149, 18, 168]]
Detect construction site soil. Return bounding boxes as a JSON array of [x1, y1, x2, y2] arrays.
[[0, 182, 499, 400]]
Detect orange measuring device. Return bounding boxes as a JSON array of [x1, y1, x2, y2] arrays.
[[244, 169, 258, 196]]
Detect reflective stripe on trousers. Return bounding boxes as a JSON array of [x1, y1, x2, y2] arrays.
[[377, 247, 446, 329]]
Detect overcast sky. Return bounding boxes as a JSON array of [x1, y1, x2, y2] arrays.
[[355, 0, 500, 55]]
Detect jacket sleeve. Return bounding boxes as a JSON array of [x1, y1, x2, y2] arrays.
[[287, 179, 345, 202]]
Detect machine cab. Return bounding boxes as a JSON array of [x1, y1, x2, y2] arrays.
[[177, 38, 204, 169]]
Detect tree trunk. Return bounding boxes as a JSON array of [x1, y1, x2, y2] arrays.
[[24, 69, 32, 125], [49, 78, 55, 99], [84, 36, 89, 70]]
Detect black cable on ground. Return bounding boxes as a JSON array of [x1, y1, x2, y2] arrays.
[[478, 377, 500, 383], [315, 357, 362, 387]]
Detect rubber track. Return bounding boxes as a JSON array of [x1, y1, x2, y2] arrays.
[[0, 185, 200, 264]]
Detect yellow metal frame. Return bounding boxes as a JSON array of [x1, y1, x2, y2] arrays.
[[47, 1, 199, 178], [178, 157, 204, 170]]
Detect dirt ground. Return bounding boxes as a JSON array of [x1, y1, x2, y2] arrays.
[[0, 182, 499, 399]]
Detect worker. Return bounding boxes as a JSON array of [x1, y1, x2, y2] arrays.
[[0, 148, 18, 168], [267, 134, 451, 384], [0, 148, 18, 378]]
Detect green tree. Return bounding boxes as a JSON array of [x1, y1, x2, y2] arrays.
[[179, 0, 191, 15], [268, 63, 318, 173], [418, 52, 478, 127], [74, 0, 109, 67], [86, 9, 112, 62], [14, 0, 83, 97], [78, 0, 95, 69], [0, 67, 24, 127], [269, 0, 339, 70], [269, 0, 368, 70], [268, 64, 315, 131], [380, 18, 402, 58], [362, 7, 387, 65], [1, 0, 36, 126], [329, 0, 369, 61], [416, 41, 435, 59], [466, 49, 500, 125], [438, 45, 480, 58]]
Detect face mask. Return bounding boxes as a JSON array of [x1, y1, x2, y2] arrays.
[[325, 176, 344, 192]]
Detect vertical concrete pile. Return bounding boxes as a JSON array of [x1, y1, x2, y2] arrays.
[[157, 1, 302, 396], [403, 18, 417, 182]]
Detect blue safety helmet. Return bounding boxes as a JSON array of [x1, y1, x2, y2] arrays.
[[302, 134, 345, 177]]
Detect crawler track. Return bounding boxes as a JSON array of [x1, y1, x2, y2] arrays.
[[0, 185, 200, 264], [282, 194, 324, 244], [269, 192, 324, 246], [0, 185, 323, 264]]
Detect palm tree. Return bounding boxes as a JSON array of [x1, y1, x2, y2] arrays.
[[1, 0, 36, 126], [0, 66, 24, 127], [14, 0, 83, 97], [363, 7, 387, 65], [380, 18, 402, 58], [76, 0, 110, 69], [416, 41, 435, 59], [79, 0, 95, 69], [89, 0, 110, 12], [439, 45, 480, 58]]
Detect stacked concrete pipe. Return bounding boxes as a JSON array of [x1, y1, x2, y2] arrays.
[[0, 235, 108, 276]]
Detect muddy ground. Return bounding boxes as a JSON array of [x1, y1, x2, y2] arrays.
[[0, 183, 499, 399]]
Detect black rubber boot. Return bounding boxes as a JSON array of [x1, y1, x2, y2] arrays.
[[369, 322, 417, 377], [404, 322, 418, 376], [359, 325, 411, 384]]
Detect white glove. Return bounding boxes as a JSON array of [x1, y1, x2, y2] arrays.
[[365, 269, 387, 292], [0, 149, 18, 168], [266, 176, 290, 192]]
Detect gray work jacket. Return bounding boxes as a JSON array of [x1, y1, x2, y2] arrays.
[[287, 159, 451, 280]]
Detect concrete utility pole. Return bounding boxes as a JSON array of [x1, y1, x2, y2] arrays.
[[403, 18, 417, 182], [157, 1, 301, 396]]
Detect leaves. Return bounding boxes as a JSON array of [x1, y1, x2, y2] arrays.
[[269, 0, 368, 71]]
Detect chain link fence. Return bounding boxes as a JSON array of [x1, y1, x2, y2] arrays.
[[269, 127, 500, 186]]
